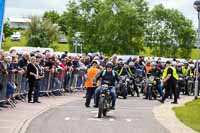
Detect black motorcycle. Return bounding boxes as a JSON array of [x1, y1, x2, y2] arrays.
[[134, 69, 146, 93], [177, 74, 187, 95], [116, 76, 128, 99], [186, 74, 195, 96], [98, 84, 113, 118], [127, 77, 135, 96], [145, 75, 159, 100]]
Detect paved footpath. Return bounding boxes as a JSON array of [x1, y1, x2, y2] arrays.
[[0, 93, 82, 133], [25, 96, 169, 133]]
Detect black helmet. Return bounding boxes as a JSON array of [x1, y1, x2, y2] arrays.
[[106, 62, 113, 68]]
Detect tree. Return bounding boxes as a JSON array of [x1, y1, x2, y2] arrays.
[[59, 0, 148, 55], [26, 16, 58, 48], [3, 21, 13, 38], [43, 10, 60, 24], [145, 5, 196, 58]]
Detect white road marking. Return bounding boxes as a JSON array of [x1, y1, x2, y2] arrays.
[[88, 118, 102, 121], [109, 118, 115, 122], [65, 117, 71, 121], [91, 110, 98, 113], [125, 119, 132, 122]]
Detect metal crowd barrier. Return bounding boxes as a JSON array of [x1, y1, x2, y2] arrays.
[[0, 73, 8, 104], [68, 68, 86, 92], [0, 66, 87, 108]]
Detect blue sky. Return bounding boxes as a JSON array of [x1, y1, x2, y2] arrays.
[[5, 0, 198, 28]]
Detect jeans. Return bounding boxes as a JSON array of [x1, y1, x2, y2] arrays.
[[53, 77, 62, 91], [94, 86, 117, 107], [157, 84, 163, 97]]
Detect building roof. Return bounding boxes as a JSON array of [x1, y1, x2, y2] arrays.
[[8, 17, 31, 23]]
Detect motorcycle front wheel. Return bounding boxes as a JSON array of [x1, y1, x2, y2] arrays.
[[98, 97, 105, 118]]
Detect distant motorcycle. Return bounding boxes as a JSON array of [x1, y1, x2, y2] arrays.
[[127, 77, 135, 96], [116, 76, 128, 99], [186, 74, 195, 96], [177, 74, 187, 95]]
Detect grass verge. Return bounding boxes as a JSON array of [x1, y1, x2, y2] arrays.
[[173, 99, 200, 132]]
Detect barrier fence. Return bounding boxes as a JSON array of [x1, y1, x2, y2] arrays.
[[0, 68, 86, 108]]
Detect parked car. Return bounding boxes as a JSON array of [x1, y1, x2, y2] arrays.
[[11, 32, 21, 41], [58, 36, 67, 44]]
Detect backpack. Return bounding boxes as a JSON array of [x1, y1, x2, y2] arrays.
[[102, 70, 116, 77]]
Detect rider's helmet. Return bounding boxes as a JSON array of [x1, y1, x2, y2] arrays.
[[151, 62, 156, 66], [118, 58, 123, 65], [184, 62, 189, 67], [106, 62, 113, 68], [189, 63, 195, 69], [128, 61, 134, 66]]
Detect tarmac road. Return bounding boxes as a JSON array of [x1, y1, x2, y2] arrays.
[[26, 96, 169, 133]]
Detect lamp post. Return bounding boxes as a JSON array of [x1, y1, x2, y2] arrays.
[[193, 0, 200, 99]]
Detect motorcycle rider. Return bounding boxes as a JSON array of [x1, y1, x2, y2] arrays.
[[114, 59, 130, 98], [182, 62, 191, 95], [182, 62, 191, 77], [127, 61, 140, 97], [148, 62, 163, 97], [94, 62, 119, 110], [114, 59, 129, 76]]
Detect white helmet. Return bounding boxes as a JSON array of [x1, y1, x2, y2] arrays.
[[189, 64, 195, 69], [128, 61, 134, 66]]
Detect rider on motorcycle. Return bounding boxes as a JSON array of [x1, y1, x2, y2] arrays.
[[127, 61, 140, 97], [94, 62, 119, 110], [148, 62, 163, 97], [182, 62, 191, 95], [114, 59, 129, 76]]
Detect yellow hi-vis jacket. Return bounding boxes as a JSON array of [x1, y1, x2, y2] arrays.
[[182, 67, 190, 76], [162, 66, 179, 80]]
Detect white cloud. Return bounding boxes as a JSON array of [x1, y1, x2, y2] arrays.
[[5, 0, 198, 28]]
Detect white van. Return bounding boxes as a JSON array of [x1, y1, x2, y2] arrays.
[[9, 47, 54, 55]]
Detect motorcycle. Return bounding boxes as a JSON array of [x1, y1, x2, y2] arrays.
[[127, 77, 135, 96], [98, 84, 113, 118], [116, 76, 128, 99], [186, 73, 195, 96], [134, 69, 145, 93], [145, 74, 159, 100], [177, 74, 187, 95]]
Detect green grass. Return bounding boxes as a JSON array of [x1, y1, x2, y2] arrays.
[[173, 99, 200, 132], [1, 36, 69, 52]]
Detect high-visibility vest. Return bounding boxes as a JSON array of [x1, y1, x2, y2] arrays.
[[182, 67, 190, 76], [84, 67, 99, 88], [118, 66, 134, 77], [128, 67, 134, 77], [162, 66, 179, 80], [118, 67, 124, 76]]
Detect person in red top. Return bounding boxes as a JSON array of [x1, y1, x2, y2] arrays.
[[85, 60, 99, 107]]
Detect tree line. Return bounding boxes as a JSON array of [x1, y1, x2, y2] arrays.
[[14, 0, 196, 58]]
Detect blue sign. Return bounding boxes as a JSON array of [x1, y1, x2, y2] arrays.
[[0, 0, 5, 47]]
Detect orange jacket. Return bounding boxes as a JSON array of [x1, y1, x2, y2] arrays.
[[84, 67, 99, 88], [145, 65, 152, 74]]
